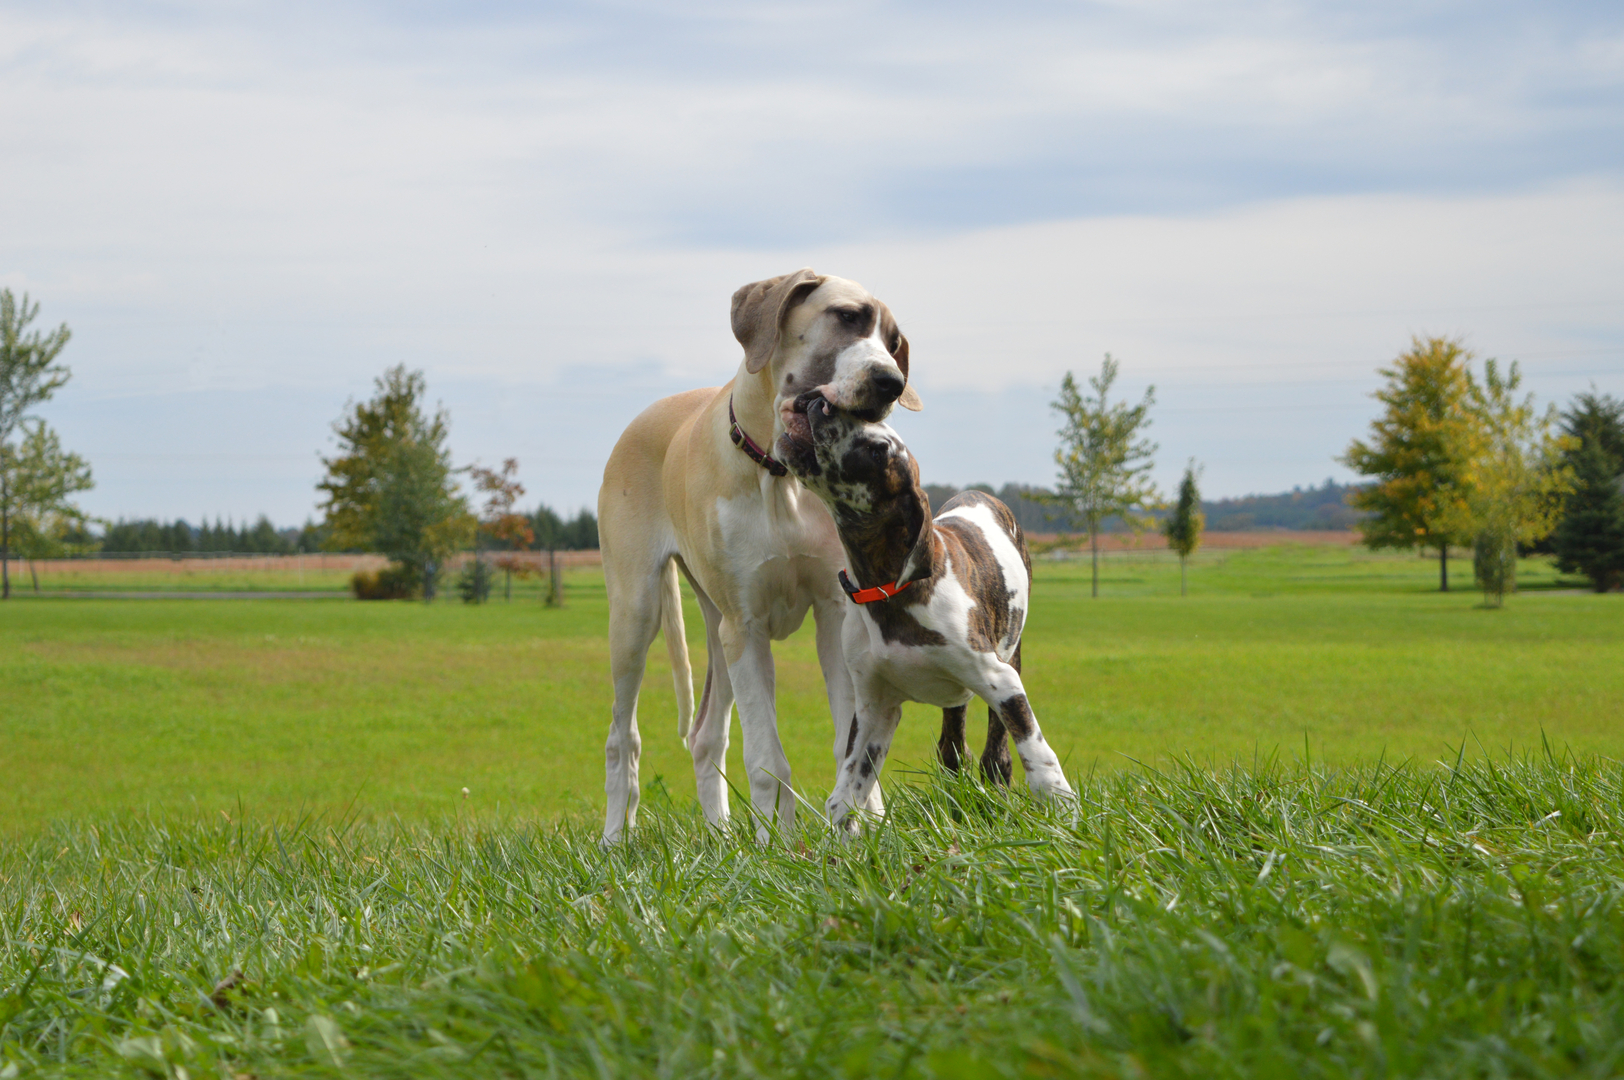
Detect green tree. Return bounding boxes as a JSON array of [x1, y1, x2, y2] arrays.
[[1340, 337, 1478, 591], [1162, 459, 1204, 597], [0, 290, 74, 599], [1046, 354, 1159, 598], [1451, 360, 1572, 607], [1551, 392, 1624, 592], [0, 420, 94, 591], [317, 366, 474, 599]]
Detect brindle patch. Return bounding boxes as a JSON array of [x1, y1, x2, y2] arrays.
[[934, 518, 1013, 653], [997, 693, 1037, 742], [860, 742, 885, 778], [938, 705, 968, 771], [980, 702, 1013, 785]]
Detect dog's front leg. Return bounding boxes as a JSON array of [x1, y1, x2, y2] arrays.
[[826, 689, 903, 835], [724, 626, 795, 842], [813, 600, 883, 816]]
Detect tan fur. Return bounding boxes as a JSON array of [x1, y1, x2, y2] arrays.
[[595, 270, 919, 842]]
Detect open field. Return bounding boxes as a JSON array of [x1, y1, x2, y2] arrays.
[[5, 552, 604, 596], [3, 544, 1623, 1075], [1, 545, 1618, 833]]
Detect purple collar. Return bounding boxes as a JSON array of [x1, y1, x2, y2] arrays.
[[729, 395, 788, 477]]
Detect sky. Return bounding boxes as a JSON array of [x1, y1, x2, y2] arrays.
[[3, 0, 1622, 525]]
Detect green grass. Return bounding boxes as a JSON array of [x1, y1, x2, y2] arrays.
[[4, 544, 1624, 1075], [1, 548, 1619, 833], [8, 754, 1624, 1077]]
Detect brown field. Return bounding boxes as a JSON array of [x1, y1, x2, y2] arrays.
[[1028, 529, 1359, 551]]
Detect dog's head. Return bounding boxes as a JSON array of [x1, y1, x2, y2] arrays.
[[730, 269, 921, 466], [788, 396, 936, 588]]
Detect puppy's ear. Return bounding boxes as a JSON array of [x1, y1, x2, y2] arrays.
[[896, 480, 937, 587], [885, 321, 922, 412], [731, 268, 825, 374]]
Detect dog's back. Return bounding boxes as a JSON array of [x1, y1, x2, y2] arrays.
[[932, 489, 1031, 665]]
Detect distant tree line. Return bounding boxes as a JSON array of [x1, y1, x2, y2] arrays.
[[922, 478, 1367, 535], [99, 516, 305, 555], [86, 506, 600, 558], [479, 506, 599, 552]]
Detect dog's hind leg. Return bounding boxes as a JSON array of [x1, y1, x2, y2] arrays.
[[685, 579, 735, 828], [979, 705, 1012, 786], [602, 557, 666, 844], [728, 628, 796, 841], [968, 650, 1072, 803], [937, 706, 968, 772], [979, 640, 1017, 786]]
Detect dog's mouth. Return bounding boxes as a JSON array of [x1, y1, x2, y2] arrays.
[[777, 390, 833, 473]]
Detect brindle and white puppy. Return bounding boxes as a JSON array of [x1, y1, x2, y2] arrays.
[[783, 402, 1075, 830]]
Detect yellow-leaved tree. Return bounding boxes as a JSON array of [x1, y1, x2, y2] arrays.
[[1450, 360, 1573, 607], [1340, 337, 1479, 591]]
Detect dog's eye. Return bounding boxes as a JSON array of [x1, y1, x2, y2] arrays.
[[837, 309, 861, 326]]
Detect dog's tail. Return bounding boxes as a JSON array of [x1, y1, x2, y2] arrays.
[[661, 558, 696, 739]]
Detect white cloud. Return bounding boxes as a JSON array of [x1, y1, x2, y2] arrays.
[[1, 1, 1620, 520]]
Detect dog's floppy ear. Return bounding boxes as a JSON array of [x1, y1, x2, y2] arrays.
[[896, 479, 937, 587], [731, 268, 825, 374], [880, 309, 923, 412], [895, 334, 922, 412]]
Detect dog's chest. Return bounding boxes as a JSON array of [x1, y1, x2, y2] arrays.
[[711, 485, 843, 621]]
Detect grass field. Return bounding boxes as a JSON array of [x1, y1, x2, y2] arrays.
[[4, 544, 1623, 1076], [1, 546, 1619, 832]]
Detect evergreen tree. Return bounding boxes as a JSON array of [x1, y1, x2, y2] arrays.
[[1550, 392, 1624, 592], [1162, 460, 1204, 597], [1341, 337, 1478, 591], [317, 366, 474, 598], [1552, 443, 1624, 592], [247, 516, 285, 553], [1045, 354, 1159, 598]]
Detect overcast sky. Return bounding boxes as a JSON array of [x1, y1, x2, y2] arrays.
[[3, 0, 1622, 524]]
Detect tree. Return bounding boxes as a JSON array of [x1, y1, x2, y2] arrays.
[[1162, 459, 1204, 597], [1340, 337, 1478, 591], [0, 290, 74, 600], [0, 419, 94, 591], [317, 366, 474, 599], [1450, 360, 1572, 607], [1046, 354, 1159, 598], [470, 458, 535, 602], [1551, 391, 1624, 592]]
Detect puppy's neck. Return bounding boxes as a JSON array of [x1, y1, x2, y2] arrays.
[[834, 486, 934, 592]]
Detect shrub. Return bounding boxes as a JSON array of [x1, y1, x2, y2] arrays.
[[351, 564, 416, 600], [456, 556, 493, 604]]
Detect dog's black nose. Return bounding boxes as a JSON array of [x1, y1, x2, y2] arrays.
[[872, 369, 904, 403]]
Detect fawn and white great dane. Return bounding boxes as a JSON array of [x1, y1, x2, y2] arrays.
[[596, 269, 921, 842]]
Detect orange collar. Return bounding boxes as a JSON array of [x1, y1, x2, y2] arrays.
[[839, 569, 913, 604]]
